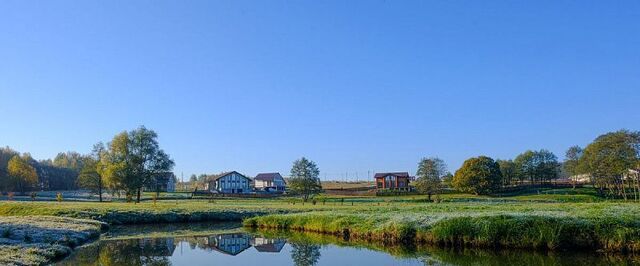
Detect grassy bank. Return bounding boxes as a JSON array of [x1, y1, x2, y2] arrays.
[[244, 201, 640, 252], [0, 200, 299, 224], [0, 216, 105, 265]]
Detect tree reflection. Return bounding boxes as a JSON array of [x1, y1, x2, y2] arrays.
[[290, 242, 321, 266], [100, 239, 173, 266]]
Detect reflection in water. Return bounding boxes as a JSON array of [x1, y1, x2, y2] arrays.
[[58, 224, 640, 266], [290, 242, 321, 266], [252, 237, 286, 253]]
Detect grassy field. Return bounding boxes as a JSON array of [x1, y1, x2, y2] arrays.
[[0, 188, 638, 255], [0, 216, 104, 265]]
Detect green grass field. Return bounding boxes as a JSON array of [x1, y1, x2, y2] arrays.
[[0, 188, 638, 253]]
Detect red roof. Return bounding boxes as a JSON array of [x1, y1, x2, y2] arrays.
[[374, 172, 410, 179]]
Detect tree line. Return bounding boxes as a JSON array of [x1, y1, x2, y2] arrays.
[[413, 129, 640, 199], [0, 148, 86, 193], [0, 126, 174, 202]]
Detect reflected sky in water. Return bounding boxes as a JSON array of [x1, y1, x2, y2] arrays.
[[58, 223, 639, 266]]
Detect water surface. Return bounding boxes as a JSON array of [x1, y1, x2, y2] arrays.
[[58, 222, 639, 266]]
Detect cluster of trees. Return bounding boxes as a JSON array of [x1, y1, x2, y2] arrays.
[[0, 126, 174, 202], [451, 149, 564, 195], [563, 130, 640, 200], [77, 126, 174, 202], [0, 148, 87, 193], [414, 129, 640, 198]]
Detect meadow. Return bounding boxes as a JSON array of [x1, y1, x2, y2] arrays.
[[0, 187, 638, 262]]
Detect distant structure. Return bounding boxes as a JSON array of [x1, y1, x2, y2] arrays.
[[143, 172, 176, 192], [374, 172, 411, 191], [251, 237, 286, 253], [206, 233, 252, 256], [253, 172, 286, 192], [205, 171, 252, 194]]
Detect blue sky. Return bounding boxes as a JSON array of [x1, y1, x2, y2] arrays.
[[1, 1, 639, 180]]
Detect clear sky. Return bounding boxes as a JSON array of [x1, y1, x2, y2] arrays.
[[1, 1, 639, 180]]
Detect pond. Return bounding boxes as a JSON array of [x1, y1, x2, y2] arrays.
[[58, 222, 639, 266]]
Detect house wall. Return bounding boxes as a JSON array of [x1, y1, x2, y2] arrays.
[[254, 177, 286, 191], [376, 176, 410, 190], [212, 172, 251, 193]]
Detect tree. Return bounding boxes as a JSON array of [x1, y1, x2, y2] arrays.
[[442, 172, 454, 187], [7, 155, 39, 194], [288, 157, 322, 201], [290, 242, 321, 266], [452, 156, 502, 195], [563, 146, 583, 188], [514, 150, 536, 184], [78, 143, 106, 202], [514, 149, 559, 185], [100, 126, 174, 202], [413, 157, 447, 201], [579, 130, 640, 199], [497, 159, 517, 187], [0, 147, 19, 191], [53, 151, 86, 173]]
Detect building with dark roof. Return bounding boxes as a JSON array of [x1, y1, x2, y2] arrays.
[[254, 172, 286, 192], [205, 171, 252, 194], [374, 172, 411, 191], [143, 172, 176, 192]]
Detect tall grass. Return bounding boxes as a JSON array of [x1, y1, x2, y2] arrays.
[[245, 210, 640, 252]]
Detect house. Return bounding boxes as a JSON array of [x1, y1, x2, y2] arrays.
[[206, 233, 252, 256], [251, 237, 286, 253], [206, 171, 252, 194], [254, 172, 286, 192], [374, 172, 411, 191], [143, 172, 176, 192]]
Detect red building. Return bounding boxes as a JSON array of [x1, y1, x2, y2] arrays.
[[374, 172, 412, 191]]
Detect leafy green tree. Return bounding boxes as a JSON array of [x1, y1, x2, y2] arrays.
[[579, 130, 640, 199], [514, 149, 559, 185], [100, 126, 174, 203], [290, 242, 321, 266], [563, 145, 583, 188], [7, 155, 39, 194], [0, 147, 19, 191], [53, 151, 86, 173], [497, 159, 517, 186], [452, 156, 502, 195], [441, 172, 454, 187], [289, 157, 322, 201], [78, 143, 106, 202], [414, 157, 447, 201]]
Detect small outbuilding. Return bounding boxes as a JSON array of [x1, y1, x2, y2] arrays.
[[374, 172, 411, 191], [143, 172, 176, 192]]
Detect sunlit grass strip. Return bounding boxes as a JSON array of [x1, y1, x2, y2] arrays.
[[244, 212, 640, 252]]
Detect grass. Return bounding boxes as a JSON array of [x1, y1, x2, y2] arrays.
[[0, 216, 105, 266], [1, 190, 639, 255], [244, 200, 640, 252], [0, 199, 302, 224]]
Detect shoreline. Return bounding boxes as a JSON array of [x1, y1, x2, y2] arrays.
[[244, 212, 640, 253], [0, 216, 106, 266]]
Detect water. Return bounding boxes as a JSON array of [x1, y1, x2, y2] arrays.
[[58, 223, 639, 266]]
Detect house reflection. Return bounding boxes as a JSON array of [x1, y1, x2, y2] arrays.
[[180, 233, 288, 256], [206, 233, 253, 256], [252, 237, 287, 253]]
